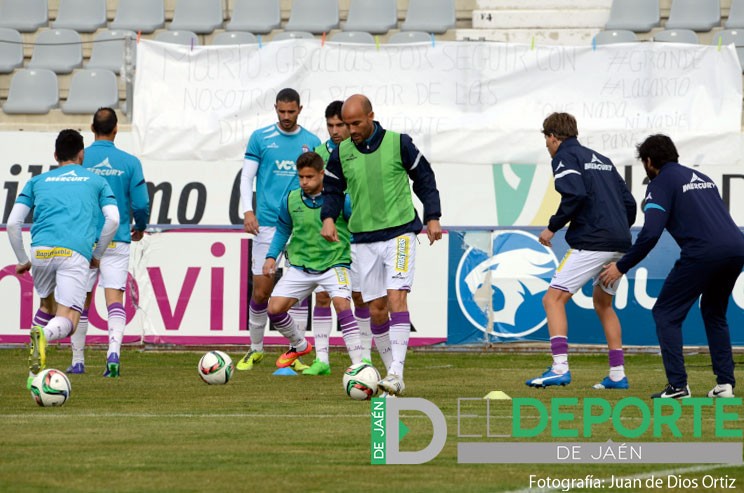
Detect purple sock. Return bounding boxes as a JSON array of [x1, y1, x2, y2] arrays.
[[609, 349, 624, 367], [355, 306, 370, 319], [33, 309, 53, 328], [313, 306, 332, 318], [249, 299, 268, 312], [371, 320, 390, 335], [550, 336, 568, 356]]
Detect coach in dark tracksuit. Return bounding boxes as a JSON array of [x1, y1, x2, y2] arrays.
[[601, 134, 744, 400]]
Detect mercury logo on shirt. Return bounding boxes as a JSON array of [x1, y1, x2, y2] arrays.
[[90, 159, 125, 177], [682, 173, 716, 193], [45, 170, 89, 182], [584, 154, 613, 171]]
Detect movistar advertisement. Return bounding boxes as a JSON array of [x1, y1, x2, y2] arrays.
[[447, 228, 744, 346]]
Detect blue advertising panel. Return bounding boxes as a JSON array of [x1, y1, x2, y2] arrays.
[[447, 228, 744, 346]]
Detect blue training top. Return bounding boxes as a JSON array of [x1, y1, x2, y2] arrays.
[[84, 140, 150, 243], [244, 124, 321, 227], [16, 165, 117, 261], [617, 162, 744, 273]]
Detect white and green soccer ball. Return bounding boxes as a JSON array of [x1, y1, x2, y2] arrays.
[[30, 369, 71, 407], [342, 362, 380, 400], [198, 351, 234, 385]]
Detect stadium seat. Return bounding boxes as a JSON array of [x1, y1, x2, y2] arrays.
[[212, 31, 259, 45], [226, 0, 281, 34], [666, 0, 721, 32], [169, 0, 224, 35], [52, 0, 107, 33], [272, 31, 314, 41], [343, 0, 398, 35], [27, 29, 83, 74], [652, 29, 699, 44], [594, 29, 638, 45], [110, 0, 165, 34], [401, 0, 455, 34], [2, 68, 58, 114], [0, 0, 48, 33], [605, 0, 660, 32], [87, 30, 136, 74], [0, 28, 24, 74], [284, 0, 339, 34], [154, 30, 200, 46], [329, 31, 375, 44], [388, 31, 432, 44], [726, 0, 744, 28], [712, 29, 744, 72], [61, 69, 119, 114]]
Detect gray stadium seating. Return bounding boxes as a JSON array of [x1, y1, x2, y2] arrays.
[[2, 68, 58, 114], [652, 29, 699, 44], [169, 0, 224, 35], [110, 0, 165, 34], [726, 0, 744, 28], [0, 0, 48, 33], [87, 30, 136, 74], [52, 0, 107, 33], [226, 0, 281, 34], [61, 69, 119, 114], [154, 30, 200, 46], [212, 31, 259, 45], [343, 0, 397, 35], [401, 0, 455, 34], [27, 29, 83, 74], [272, 31, 314, 41], [594, 29, 638, 45], [605, 0, 660, 32], [284, 0, 339, 34], [329, 31, 375, 44], [666, 0, 721, 32], [712, 29, 744, 72], [0, 28, 24, 74], [388, 31, 432, 44]]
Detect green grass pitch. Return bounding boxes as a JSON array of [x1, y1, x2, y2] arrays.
[[0, 347, 741, 493]]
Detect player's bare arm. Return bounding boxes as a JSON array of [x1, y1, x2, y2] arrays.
[[243, 211, 259, 235], [427, 219, 442, 245], [321, 217, 338, 242]]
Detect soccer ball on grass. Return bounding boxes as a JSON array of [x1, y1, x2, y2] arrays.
[[198, 351, 234, 385], [342, 362, 380, 400]]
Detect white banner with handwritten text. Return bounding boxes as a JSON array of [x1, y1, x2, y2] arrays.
[[133, 39, 742, 166]]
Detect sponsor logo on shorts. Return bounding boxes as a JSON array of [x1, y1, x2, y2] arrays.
[[35, 247, 73, 259], [395, 236, 410, 272], [335, 267, 350, 286]]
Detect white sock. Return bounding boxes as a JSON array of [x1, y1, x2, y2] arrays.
[[389, 312, 411, 377], [355, 306, 372, 362], [288, 298, 309, 334], [249, 300, 268, 352], [70, 309, 88, 364], [371, 320, 392, 372], [107, 302, 126, 357], [610, 365, 626, 381], [44, 317, 73, 342], [312, 306, 333, 364], [269, 312, 306, 348], [339, 309, 363, 365]]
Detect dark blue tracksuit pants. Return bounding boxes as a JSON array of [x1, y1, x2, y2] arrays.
[[652, 255, 744, 388]]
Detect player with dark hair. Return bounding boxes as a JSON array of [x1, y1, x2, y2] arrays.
[[321, 94, 442, 396], [526, 112, 636, 389], [264, 152, 363, 369], [7, 129, 119, 387], [65, 107, 150, 377], [304, 100, 373, 376], [237, 88, 321, 371], [600, 134, 744, 399]]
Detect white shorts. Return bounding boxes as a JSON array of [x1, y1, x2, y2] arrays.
[[350, 243, 361, 293], [31, 246, 90, 312], [86, 242, 130, 291], [550, 249, 624, 295], [353, 233, 417, 303], [272, 266, 352, 301], [251, 227, 286, 276]]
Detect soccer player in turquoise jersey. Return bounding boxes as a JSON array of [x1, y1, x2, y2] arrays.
[[65, 107, 150, 377], [304, 100, 373, 376], [237, 88, 321, 371], [7, 129, 119, 386], [263, 152, 364, 370], [321, 94, 443, 396]]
